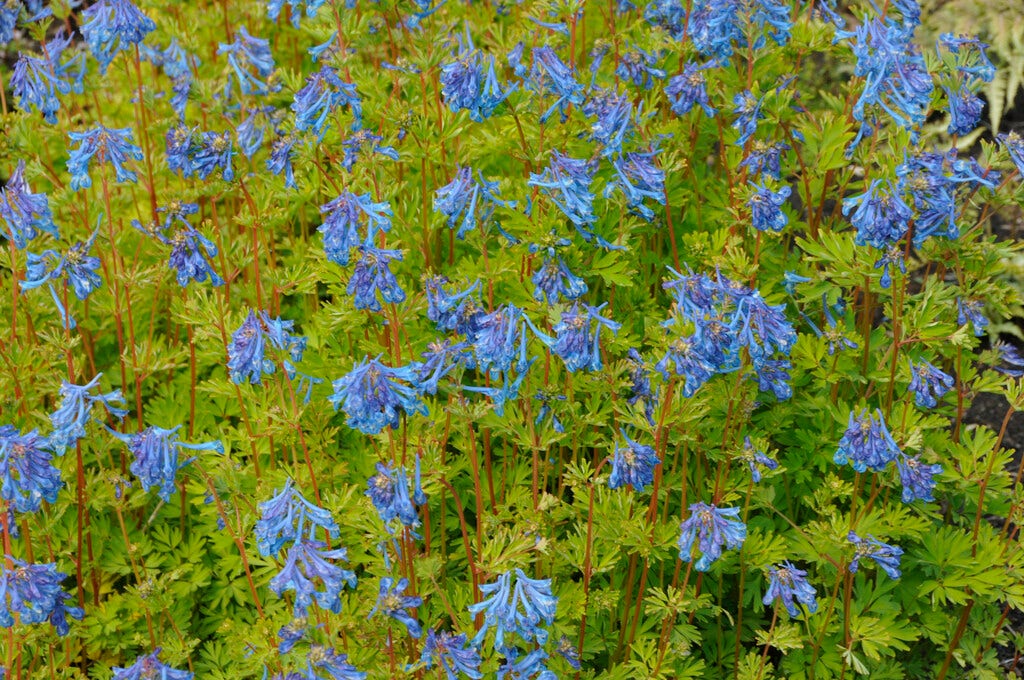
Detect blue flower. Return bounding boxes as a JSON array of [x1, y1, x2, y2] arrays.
[[270, 540, 357, 615], [0, 559, 84, 636], [655, 337, 716, 397], [472, 305, 523, 378], [268, 0, 328, 27], [753, 358, 792, 400], [434, 167, 515, 240], [133, 202, 223, 287], [66, 126, 143, 191], [318, 192, 392, 266], [21, 231, 103, 328], [228, 310, 307, 384], [47, 374, 127, 454], [268, 133, 299, 189], [0, 426, 61, 513], [292, 65, 361, 139], [441, 29, 515, 122], [834, 409, 902, 473], [997, 131, 1024, 175], [908, 359, 954, 409], [80, 0, 155, 73], [305, 646, 367, 680], [109, 425, 222, 502], [957, 297, 988, 336], [896, 454, 942, 503], [370, 577, 423, 639], [329, 356, 427, 434], [748, 182, 790, 232], [944, 86, 983, 136], [191, 131, 235, 182], [993, 340, 1024, 377], [467, 568, 558, 648], [677, 502, 747, 571], [665, 63, 716, 117], [533, 389, 566, 433], [424, 276, 482, 334], [555, 635, 581, 670], [520, 46, 584, 123], [112, 649, 191, 680], [842, 179, 911, 249], [347, 245, 405, 312], [609, 430, 660, 492], [165, 124, 197, 175], [366, 460, 426, 528], [528, 302, 620, 373], [626, 348, 658, 426], [277, 617, 307, 654], [421, 629, 483, 680], [616, 47, 665, 89], [847, 531, 903, 579], [218, 26, 278, 97], [732, 91, 764, 147], [340, 130, 399, 171], [606, 149, 666, 221], [897, 149, 997, 245], [529, 153, 610, 246], [496, 648, 557, 680], [139, 39, 196, 119], [0, 160, 59, 249], [255, 478, 339, 557], [763, 561, 817, 618], [740, 437, 778, 483], [11, 30, 85, 124], [582, 90, 634, 156], [530, 243, 587, 305], [740, 140, 789, 179], [416, 339, 469, 395]]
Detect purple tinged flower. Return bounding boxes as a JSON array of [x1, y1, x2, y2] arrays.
[[0, 559, 83, 636], [677, 502, 747, 571], [47, 374, 127, 454], [305, 645, 366, 680], [329, 356, 427, 434], [416, 339, 468, 395], [441, 29, 515, 122], [370, 577, 423, 639], [165, 124, 197, 175], [609, 430, 660, 491], [528, 302, 620, 373], [217, 26, 278, 97], [732, 91, 764, 147], [997, 131, 1024, 175], [80, 0, 155, 73], [763, 561, 817, 618], [748, 182, 790, 232], [521, 46, 584, 123], [957, 298, 988, 336], [467, 568, 558, 648], [944, 86, 983, 136], [530, 243, 587, 306], [616, 47, 665, 89], [529, 153, 609, 245], [421, 629, 483, 680], [847, 531, 903, 579], [993, 340, 1024, 377], [496, 648, 557, 680], [192, 131, 235, 182], [833, 409, 902, 473], [66, 125, 143, 191], [318, 192, 392, 266], [268, 133, 299, 189], [0, 426, 61, 513], [655, 336, 716, 397], [582, 90, 634, 156], [292, 65, 361, 138], [347, 245, 405, 312], [842, 179, 911, 249], [665, 62, 716, 117], [753, 358, 792, 400], [424, 276, 482, 334], [908, 359, 954, 409], [0, 3, 18, 44], [555, 635, 581, 670], [472, 305, 523, 378], [277, 617, 307, 654], [740, 140, 789, 179], [606, 149, 666, 221], [255, 478, 339, 557], [340, 130, 399, 172], [897, 454, 942, 503], [626, 348, 658, 426], [434, 167, 515, 240], [270, 539, 357, 615], [268, 0, 328, 27], [133, 202, 223, 287], [740, 436, 778, 483], [366, 460, 426, 528], [228, 310, 307, 384], [0, 160, 59, 249], [11, 30, 85, 124], [21, 230, 102, 328], [108, 425, 222, 502]]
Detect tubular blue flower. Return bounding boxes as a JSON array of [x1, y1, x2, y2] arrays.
[[472, 305, 522, 378], [340, 130, 399, 172], [0, 3, 18, 43], [655, 336, 716, 397], [415, 339, 468, 395], [530, 245, 587, 306], [533, 389, 566, 433], [421, 629, 483, 680], [80, 0, 155, 73], [677, 502, 747, 571], [305, 646, 367, 680], [278, 617, 307, 654], [370, 577, 423, 639], [463, 354, 533, 417], [748, 182, 790, 232], [616, 47, 665, 89], [218, 26, 278, 97], [753, 358, 792, 400], [582, 90, 634, 156], [606, 149, 666, 221], [47, 374, 127, 454], [11, 30, 85, 124], [139, 39, 195, 119], [529, 153, 607, 245], [993, 340, 1024, 377], [347, 245, 405, 312], [740, 140, 790, 179], [731, 91, 764, 146], [842, 179, 911, 249], [424, 276, 482, 334], [292, 65, 361, 138], [740, 436, 778, 483], [665, 62, 716, 117], [944, 86, 983, 136], [21, 230, 103, 328], [763, 561, 817, 618], [0, 160, 58, 249], [366, 460, 426, 528], [847, 531, 903, 579], [191, 131, 235, 182], [133, 202, 223, 287], [0, 426, 61, 513], [108, 425, 222, 502], [318, 192, 392, 266], [997, 131, 1024, 175], [268, 0, 329, 27], [0, 559, 83, 636], [873, 244, 905, 289], [434, 167, 515, 240], [329, 356, 427, 434], [255, 478, 339, 557], [626, 348, 658, 426], [833, 409, 902, 473], [527, 302, 620, 372], [896, 453, 942, 503], [521, 46, 584, 123], [165, 124, 197, 175], [908, 359, 954, 409], [555, 635, 582, 670], [269, 540, 357, 615], [268, 133, 299, 189], [441, 29, 515, 122], [467, 568, 558, 648], [609, 430, 660, 492], [496, 648, 557, 680], [66, 126, 143, 191], [228, 310, 307, 384], [957, 298, 988, 336]]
